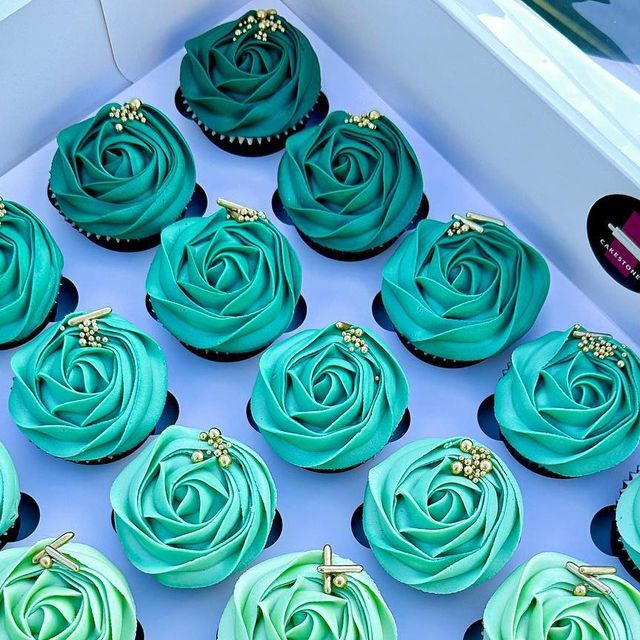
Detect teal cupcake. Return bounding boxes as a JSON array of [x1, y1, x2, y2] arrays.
[[615, 469, 640, 581], [495, 326, 640, 477], [146, 200, 302, 361], [9, 308, 167, 464], [111, 425, 276, 588], [0, 197, 63, 348], [277, 109, 425, 259], [49, 98, 196, 250], [250, 322, 409, 471], [363, 437, 523, 593], [0, 442, 20, 547], [179, 9, 322, 155], [381, 213, 550, 366]]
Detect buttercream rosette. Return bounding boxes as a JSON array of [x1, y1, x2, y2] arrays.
[[111, 425, 276, 588], [0, 442, 20, 544], [363, 437, 523, 593], [251, 322, 409, 471]]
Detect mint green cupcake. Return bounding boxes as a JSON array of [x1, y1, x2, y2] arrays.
[[49, 99, 196, 249], [0, 197, 63, 348], [0, 442, 19, 547], [9, 308, 167, 463], [616, 469, 640, 581], [111, 425, 276, 588], [146, 204, 302, 360], [381, 214, 550, 366], [277, 109, 425, 259], [363, 437, 523, 593], [251, 322, 409, 471]]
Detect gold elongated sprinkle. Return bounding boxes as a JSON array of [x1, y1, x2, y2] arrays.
[[335, 322, 369, 355], [232, 9, 285, 42], [446, 212, 506, 236], [217, 197, 267, 223], [192, 427, 232, 468], [450, 439, 493, 483], [108, 98, 146, 133], [345, 110, 381, 130], [572, 325, 627, 368], [60, 307, 112, 348]]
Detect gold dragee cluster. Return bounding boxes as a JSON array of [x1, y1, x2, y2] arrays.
[[335, 322, 369, 355], [192, 427, 233, 468], [345, 110, 382, 130], [0, 196, 6, 226], [232, 9, 285, 42], [572, 325, 627, 369], [451, 439, 493, 483], [109, 98, 146, 133], [226, 206, 267, 223], [60, 308, 112, 348]]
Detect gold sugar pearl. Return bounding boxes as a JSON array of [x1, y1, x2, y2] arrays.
[[451, 439, 494, 482]]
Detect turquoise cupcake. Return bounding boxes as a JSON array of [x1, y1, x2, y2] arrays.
[[9, 308, 167, 464], [111, 425, 276, 588], [615, 469, 640, 582], [49, 98, 196, 250], [146, 200, 302, 361], [0, 442, 20, 548], [381, 213, 550, 366], [363, 437, 523, 593], [250, 322, 409, 471], [277, 109, 425, 259], [495, 326, 640, 477], [0, 197, 63, 348]]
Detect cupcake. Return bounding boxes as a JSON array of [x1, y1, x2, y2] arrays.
[[0, 197, 63, 348], [49, 98, 197, 251], [9, 307, 167, 464], [495, 326, 640, 478], [250, 322, 409, 471], [111, 424, 276, 588], [276, 109, 426, 260], [381, 213, 550, 366], [363, 437, 523, 593], [482, 552, 640, 639], [0, 442, 20, 548], [218, 545, 397, 639], [0, 533, 138, 639], [146, 199, 302, 361], [615, 469, 640, 582], [179, 9, 323, 156]]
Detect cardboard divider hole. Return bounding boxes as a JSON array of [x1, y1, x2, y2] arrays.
[[477, 395, 501, 441], [590, 505, 617, 556], [371, 291, 395, 332], [154, 392, 180, 435], [351, 504, 370, 549], [463, 620, 484, 640]]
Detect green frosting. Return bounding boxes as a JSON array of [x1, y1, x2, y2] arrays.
[[495, 327, 640, 477], [278, 110, 423, 253], [218, 549, 397, 639], [0, 442, 19, 537], [50, 101, 196, 241], [111, 425, 276, 588], [0, 539, 137, 639], [180, 10, 321, 138], [251, 323, 409, 470], [381, 218, 550, 361], [146, 208, 302, 354], [617, 471, 640, 570], [0, 199, 63, 346], [483, 552, 640, 639], [9, 310, 167, 462], [363, 437, 523, 593]]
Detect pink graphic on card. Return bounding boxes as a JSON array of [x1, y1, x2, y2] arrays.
[[606, 211, 640, 277]]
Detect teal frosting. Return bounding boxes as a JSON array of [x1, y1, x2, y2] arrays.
[[363, 437, 523, 593], [495, 327, 640, 477], [251, 323, 409, 470], [218, 549, 397, 639], [0, 442, 19, 538], [278, 110, 424, 253], [483, 552, 640, 639], [111, 425, 276, 588], [617, 471, 640, 570], [9, 310, 167, 462], [180, 10, 321, 138], [381, 218, 550, 362], [50, 101, 196, 241], [0, 539, 137, 640], [0, 199, 63, 346], [146, 208, 302, 354]]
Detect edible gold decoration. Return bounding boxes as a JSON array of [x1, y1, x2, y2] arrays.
[[232, 9, 285, 42], [345, 110, 382, 130], [317, 544, 363, 595], [60, 307, 112, 348], [109, 98, 146, 132], [192, 427, 233, 468], [566, 562, 615, 596], [33, 532, 79, 572], [335, 322, 369, 355], [572, 325, 628, 368], [217, 197, 268, 223], [450, 438, 493, 483]]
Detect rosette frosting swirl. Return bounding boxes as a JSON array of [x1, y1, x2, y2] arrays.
[[381, 218, 550, 361], [363, 437, 523, 593], [617, 472, 640, 570], [251, 323, 409, 470], [180, 11, 321, 138], [0, 539, 137, 639], [278, 110, 424, 253], [50, 101, 196, 240], [218, 550, 397, 640], [9, 310, 167, 462], [0, 199, 63, 346], [110, 425, 276, 588], [483, 552, 640, 639], [495, 327, 640, 477], [0, 442, 19, 537], [146, 209, 302, 354]]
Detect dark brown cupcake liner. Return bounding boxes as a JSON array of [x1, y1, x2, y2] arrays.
[[176, 88, 330, 157], [396, 331, 484, 369], [614, 468, 640, 583]]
